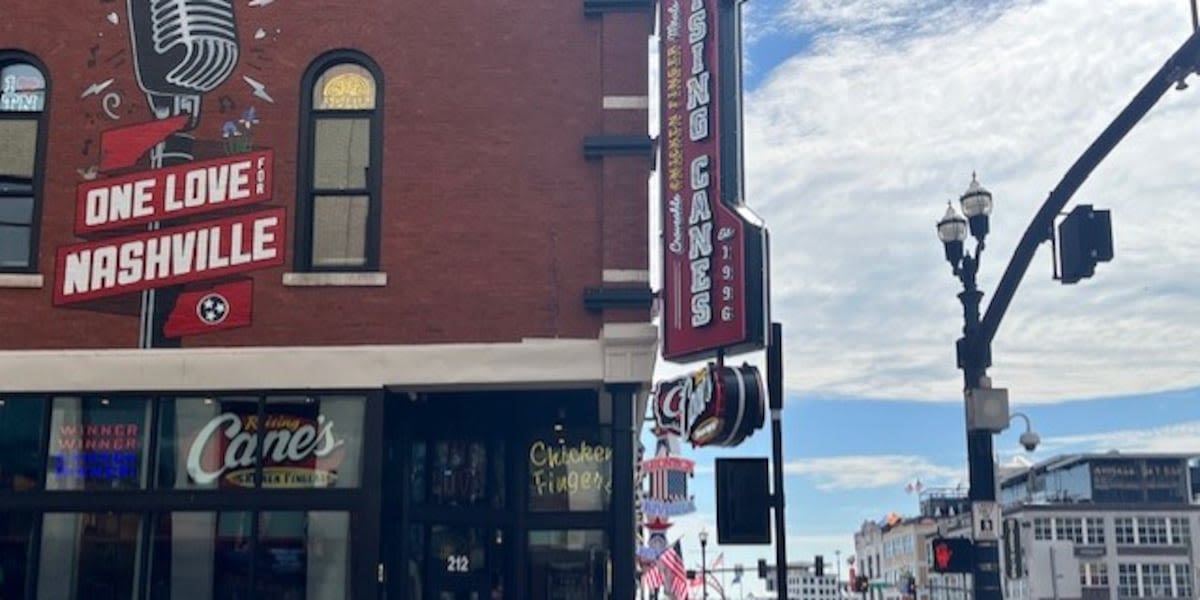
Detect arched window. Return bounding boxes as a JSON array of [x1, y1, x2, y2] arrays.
[[296, 52, 383, 271], [0, 53, 47, 272]]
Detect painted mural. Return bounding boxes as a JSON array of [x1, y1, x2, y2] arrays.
[[57, 0, 284, 347]]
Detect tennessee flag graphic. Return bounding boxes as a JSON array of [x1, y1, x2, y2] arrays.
[[163, 279, 253, 338]]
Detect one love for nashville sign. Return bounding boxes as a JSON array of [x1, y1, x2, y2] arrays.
[[53, 135, 281, 307]]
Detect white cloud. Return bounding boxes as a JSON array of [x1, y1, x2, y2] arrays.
[[785, 454, 965, 490], [1033, 420, 1200, 455], [737, 0, 1200, 402]]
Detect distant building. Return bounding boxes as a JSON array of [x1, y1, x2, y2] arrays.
[[997, 452, 1200, 600], [765, 562, 842, 600], [854, 513, 939, 600]]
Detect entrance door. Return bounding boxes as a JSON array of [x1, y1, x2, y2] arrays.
[[420, 523, 506, 600]]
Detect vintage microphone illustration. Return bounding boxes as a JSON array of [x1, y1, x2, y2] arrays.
[[127, 0, 240, 347]]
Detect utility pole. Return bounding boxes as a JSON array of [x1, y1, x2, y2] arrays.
[[768, 322, 788, 600]]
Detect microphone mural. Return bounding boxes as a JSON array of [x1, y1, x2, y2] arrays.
[[52, 0, 283, 346], [129, 0, 240, 160]]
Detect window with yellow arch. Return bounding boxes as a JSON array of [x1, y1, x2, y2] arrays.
[[313, 64, 375, 110]]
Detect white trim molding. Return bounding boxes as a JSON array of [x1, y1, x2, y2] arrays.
[[0, 324, 660, 392]]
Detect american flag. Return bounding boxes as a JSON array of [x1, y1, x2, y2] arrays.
[[642, 564, 664, 590], [650, 467, 690, 502], [661, 543, 689, 600]]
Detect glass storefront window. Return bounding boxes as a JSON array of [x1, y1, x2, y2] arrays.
[[0, 512, 34, 599], [412, 438, 505, 509], [149, 511, 253, 599], [0, 396, 43, 491], [431, 441, 488, 507], [158, 395, 364, 490], [527, 433, 612, 512], [263, 396, 364, 489], [38, 512, 143, 600], [429, 525, 487, 575], [257, 511, 352, 600], [527, 530, 609, 600], [46, 397, 151, 490], [147, 511, 352, 600]]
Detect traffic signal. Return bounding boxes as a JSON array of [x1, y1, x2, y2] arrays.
[[814, 555, 825, 578], [854, 575, 869, 592], [716, 458, 771, 544], [930, 537, 974, 574], [758, 558, 768, 579], [1057, 204, 1113, 284]]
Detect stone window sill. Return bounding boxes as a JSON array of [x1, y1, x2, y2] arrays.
[[282, 272, 388, 287], [0, 274, 44, 288]]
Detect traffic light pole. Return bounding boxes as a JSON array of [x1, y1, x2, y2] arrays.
[[768, 322, 788, 600], [980, 28, 1200, 345], [956, 25, 1200, 600]]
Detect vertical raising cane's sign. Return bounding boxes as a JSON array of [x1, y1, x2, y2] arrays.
[[659, 0, 768, 362]]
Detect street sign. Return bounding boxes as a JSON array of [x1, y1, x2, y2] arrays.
[[972, 501, 1000, 541]]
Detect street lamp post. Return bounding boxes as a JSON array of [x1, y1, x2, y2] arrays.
[[937, 174, 1003, 600], [700, 529, 710, 600], [835, 550, 842, 598]]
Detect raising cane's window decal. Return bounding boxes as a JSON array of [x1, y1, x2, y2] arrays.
[[157, 395, 364, 490]]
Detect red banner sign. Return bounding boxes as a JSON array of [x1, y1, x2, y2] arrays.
[[659, 0, 767, 361], [75, 149, 274, 234], [53, 208, 285, 305]]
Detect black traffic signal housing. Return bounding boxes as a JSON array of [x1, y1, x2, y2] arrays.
[[854, 575, 869, 592], [930, 537, 975, 574], [815, 555, 825, 578], [758, 558, 768, 579], [716, 458, 771, 544], [1057, 204, 1113, 284]]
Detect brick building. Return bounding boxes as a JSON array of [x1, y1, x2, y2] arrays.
[[0, 0, 665, 597]]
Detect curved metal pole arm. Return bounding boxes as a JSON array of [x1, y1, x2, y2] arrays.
[[980, 29, 1200, 345]]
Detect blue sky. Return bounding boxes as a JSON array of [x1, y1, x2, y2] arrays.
[[647, 0, 1200, 596]]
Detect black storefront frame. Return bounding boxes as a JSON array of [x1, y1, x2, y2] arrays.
[[384, 386, 635, 600], [0, 388, 384, 600]]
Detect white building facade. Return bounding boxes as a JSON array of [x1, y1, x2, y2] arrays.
[[765, 562, 842, 600], [997, 453, 1200, 600]]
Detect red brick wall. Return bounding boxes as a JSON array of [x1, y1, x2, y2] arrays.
[[0, 1, 651, 349]]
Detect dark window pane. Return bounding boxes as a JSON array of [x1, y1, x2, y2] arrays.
[[0, 397, 43, 491], [0, 196, 32, 223], [0, 224, 30, 269], [312, 64, 376, 110], [528, 433, 612, 512], [0, 64, 46, 113], [149, 511, 253, 600], [527, 530, 609, 600], [0, 512, 34, 598], [157, 396, 257, 490], [38, 512, 143, 600], [0, 121, 37, 177], [431, 441, 488, 507], [263, 396, 365, 488], [429, 526, 486, 574], [408, 525, 425, 600], [411, 441, 427, 505], [46, 397, 151, 490], [311, 194, 368, 268], [312, 118, 369, 189], [255, 511, 352, 599]]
